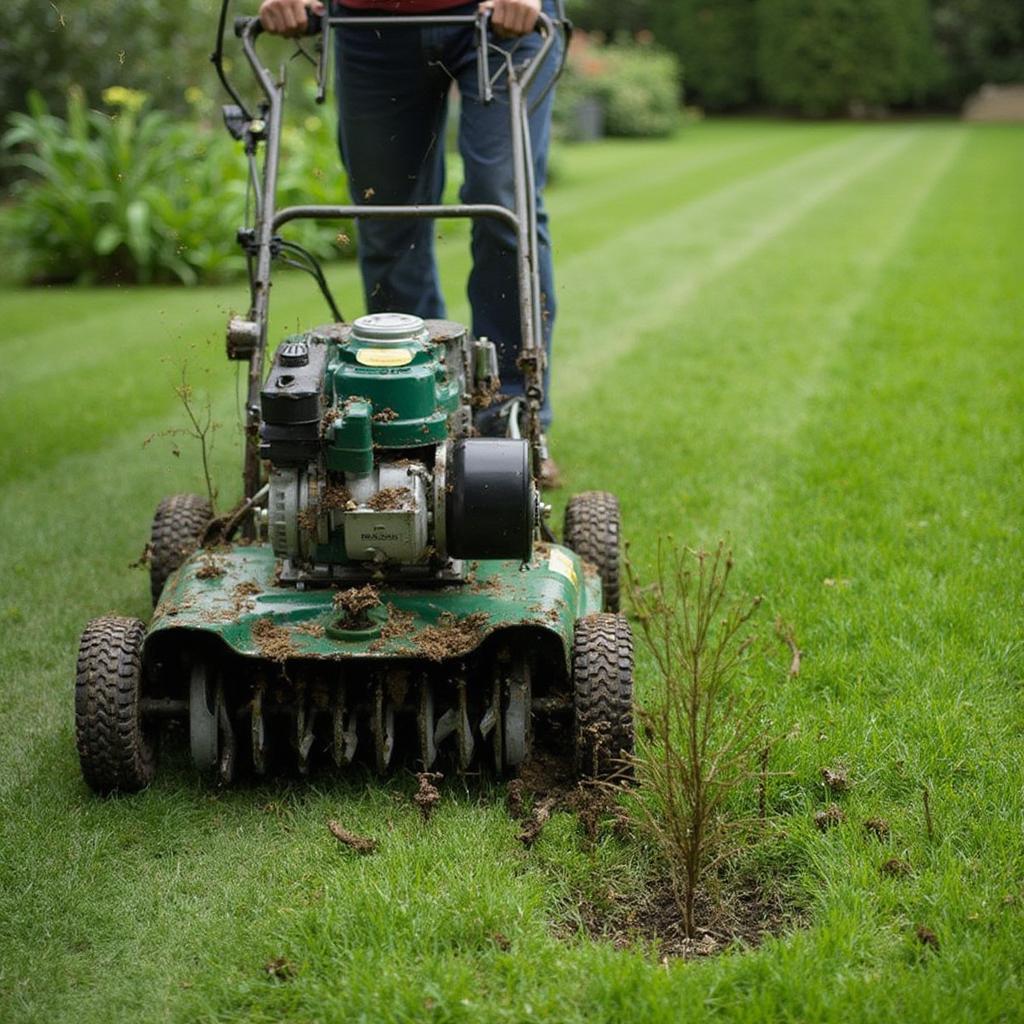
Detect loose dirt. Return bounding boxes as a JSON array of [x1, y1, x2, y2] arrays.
[[864, 817, 890, 840], [195, 553, 226, 580], [416, 611, 489, 662], [518, 796, 556, 848], [821, 767, 850, 792], [333, 584, 380, 626], [327, 820, 378, 854], [814, 804, 845, 830], [252, 617, 299, 661], [880, 857, 911, 877], [509, 756, 795, 960], [413, 772, 443, 822], [366, 486, 413, 511]]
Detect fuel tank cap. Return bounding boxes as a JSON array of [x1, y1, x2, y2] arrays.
[[351, 312, 427, 346]]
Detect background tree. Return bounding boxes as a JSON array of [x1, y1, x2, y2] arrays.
[[649, 1, 758, 111], [757, 0, 938, 116], [0, 0, 218, 118]]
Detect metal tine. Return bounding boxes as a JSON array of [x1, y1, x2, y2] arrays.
[[372, 677, 395, 773], [434, 708, 457, 746], [332, 682, 358, 767], [251, 678, 267, 775], [216, 678, 236, 784], [297, 686, 315, 775], [418, 676, 437, 769], [491, 673, 503, 773], [456, 677, 474, 770]]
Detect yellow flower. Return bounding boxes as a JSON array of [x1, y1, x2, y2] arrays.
[[102, 86, 147, 112], [185, 86, 205, 106]]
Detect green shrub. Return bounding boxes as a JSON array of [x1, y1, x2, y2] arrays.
[[652, 1, 758, 111], [929, 0, 1024, 106], [554, 38, 681, 140], [2, 87, 351, 285], [0, 1, 217, 120], [757, 0, 938, 117]]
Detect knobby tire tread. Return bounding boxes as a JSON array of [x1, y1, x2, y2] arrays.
[[573, 612, 634, 780], [150, 493, 213, 605], [74, 616, 155, 794], [564, 491, 621, 612]]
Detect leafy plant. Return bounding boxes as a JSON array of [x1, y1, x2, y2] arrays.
[[2, 86, 352, 285], [555, 37, 681, 140], [626, 541, 766, 937]]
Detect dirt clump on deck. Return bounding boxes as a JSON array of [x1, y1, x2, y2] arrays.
[[416, 611, 489, 661], [333, 584, 381, 626], [299, 483, 353, 531], [369, 604, 417, 651], [252, 617, 299, 661], [366, 486, 413, 511], [195, 553, 226, 580]]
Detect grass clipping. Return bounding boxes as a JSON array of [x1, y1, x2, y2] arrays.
[[626, 541, 766, 939]]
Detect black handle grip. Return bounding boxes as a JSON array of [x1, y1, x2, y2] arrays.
[[305, 7, 323, 35]]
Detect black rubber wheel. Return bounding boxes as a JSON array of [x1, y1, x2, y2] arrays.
[[564, 491, 621, 612], [572, 613, 634, 780], [150, 493, 213, 605], [75, 616, 155, 795]]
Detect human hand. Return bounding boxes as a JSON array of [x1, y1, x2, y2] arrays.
[[480, 0, 541, 37], [258, 0, 326, 37]]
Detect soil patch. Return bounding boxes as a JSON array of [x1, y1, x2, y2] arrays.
[[562, 874, 790, 960], [510, 753, 796, 960]]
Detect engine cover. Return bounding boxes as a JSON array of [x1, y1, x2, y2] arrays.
[[260, 313, 533, 582]]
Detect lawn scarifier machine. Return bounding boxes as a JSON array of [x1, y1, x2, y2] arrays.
[[74, 6, 634, 793]]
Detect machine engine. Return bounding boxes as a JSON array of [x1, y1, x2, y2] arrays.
[[260, 313, 537, 583]]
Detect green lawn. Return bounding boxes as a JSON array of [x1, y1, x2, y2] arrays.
[[1, 120, 1022, 1022]]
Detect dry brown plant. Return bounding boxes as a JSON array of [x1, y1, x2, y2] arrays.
[[626, 540, 765, 938]]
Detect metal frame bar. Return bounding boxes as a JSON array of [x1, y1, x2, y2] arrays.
[[236, 11, 557, 498]]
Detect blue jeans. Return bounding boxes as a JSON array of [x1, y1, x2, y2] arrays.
[[333, 1, 561, 428]]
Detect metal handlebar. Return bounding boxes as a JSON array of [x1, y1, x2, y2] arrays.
[[230, 7, 561, 497]]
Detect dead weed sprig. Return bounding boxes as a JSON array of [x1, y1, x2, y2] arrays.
[[144, 362, 219, 510], [626, 540, 767, 938]]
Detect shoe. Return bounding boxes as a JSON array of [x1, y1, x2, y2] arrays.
[[538, 434, 561, 490], [539, 456, 562, 491]]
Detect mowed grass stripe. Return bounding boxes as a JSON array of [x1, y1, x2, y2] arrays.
[[549, 126, 963, 515], [0, 125, 853, 485], [551, 127, 923, 407], [1, 124, 1021, 1024], [688, 123, 1024, 1022]]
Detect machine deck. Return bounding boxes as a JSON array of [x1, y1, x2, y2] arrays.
[[149, 542, 601, 667]]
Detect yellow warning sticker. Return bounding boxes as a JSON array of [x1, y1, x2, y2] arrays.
[[356, 347, 413, 367], [548, 548, 578, 588]]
